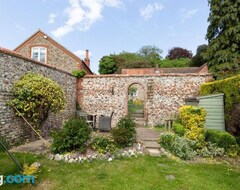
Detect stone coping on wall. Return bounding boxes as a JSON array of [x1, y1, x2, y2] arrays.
[[84, 73, 212, 78], [0, 47, 74, 77]]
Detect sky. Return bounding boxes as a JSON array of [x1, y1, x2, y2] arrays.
[[0, 0, 210, 73]]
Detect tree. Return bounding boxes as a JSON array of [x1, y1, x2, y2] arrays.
[[8, 73, 66, 130], [98, 55, 117, 74], [138, 45, 163, 60], [166, 47, 193, 60], [206, 0, 240, 78], [138, 45, 162, 66], [191, 44, 208, 67]]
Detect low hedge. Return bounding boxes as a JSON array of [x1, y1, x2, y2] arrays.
[[205, 129, 237, 151]]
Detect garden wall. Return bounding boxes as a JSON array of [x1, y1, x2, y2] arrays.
[[77, 73, 212, 127], [0, 48, 76, 145]]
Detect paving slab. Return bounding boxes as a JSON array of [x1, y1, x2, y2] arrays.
[[10, 139, 51, 154]]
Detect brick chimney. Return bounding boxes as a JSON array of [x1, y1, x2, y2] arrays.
[[84, 49, 90, 68]]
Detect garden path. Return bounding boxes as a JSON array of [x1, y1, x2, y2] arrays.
[[136, 127, 162, 156]]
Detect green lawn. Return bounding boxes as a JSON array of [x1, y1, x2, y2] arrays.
[[0, 153, 239, 190]]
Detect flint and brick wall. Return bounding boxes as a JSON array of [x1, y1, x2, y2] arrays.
[[77, 74, 212, 127], [0, 49, 76, 145]]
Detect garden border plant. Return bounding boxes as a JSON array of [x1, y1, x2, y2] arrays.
[[111, 116, 136, 148], [179, 105, 206, 147], [158, 105, 239, 160], [51, 117, 91, 154]]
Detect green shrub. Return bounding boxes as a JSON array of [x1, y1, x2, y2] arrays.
[[159, 133, 197, 160], [158, 133, 175, 149], [0, 135, 9, 153], [205, 129, 237, 150], [72, 70, 86, 78], [200, 75, 240, 135], [51, 118, 91, 154], [172, 121, 185, 136], [91, 136, 117, 154], [205, 129, 240, 157], [8, 72, 66, 128], [111, 117, 136, 147]]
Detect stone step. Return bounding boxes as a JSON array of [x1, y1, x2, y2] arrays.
[[134, 119, 146, 127], [138, 137, 159, 141], [142, 141, 160, 149], [147, 148, 161, 157], [132, 115, 144, 118]]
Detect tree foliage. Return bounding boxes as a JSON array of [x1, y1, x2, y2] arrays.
[[72, 70, 86, 78], [160, 58, 191, 68], [138, 45, 162, 60], [98, 45, 194, 74], [8, 73, 66, 128], [191, 44, 208, 67], [205, 0, 240, 78], [166, 47, 193, 60], [98, 55, 117, 74]]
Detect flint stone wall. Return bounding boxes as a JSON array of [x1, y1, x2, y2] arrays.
[[0, 50, 76, 145], [77, 74, 212, 127]]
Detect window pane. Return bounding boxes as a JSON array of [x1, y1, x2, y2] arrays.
[[32, 52, 39, 60], [40, 49, 46, 63], [31, 47, 47, 63], [40, 55, 46, 63]]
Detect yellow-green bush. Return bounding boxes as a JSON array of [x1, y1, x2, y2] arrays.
[[200, 75, 240, 135], [8, 73, 66, 128], [179, 105, 206, 142]]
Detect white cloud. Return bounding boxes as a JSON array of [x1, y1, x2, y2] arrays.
[[51, 0, 123, 38], [48, 13, 57, 24], [74, 49, 92, 59], [180, 8, 198, 23], [140, 2, 163, 20]]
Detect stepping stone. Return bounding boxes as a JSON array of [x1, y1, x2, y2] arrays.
[[165, 175, 176, 180]]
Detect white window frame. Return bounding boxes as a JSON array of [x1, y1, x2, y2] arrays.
[[31, 46, 47, 63]]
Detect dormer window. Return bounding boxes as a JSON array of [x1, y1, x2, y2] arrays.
[[31, 47, 47, 63]]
